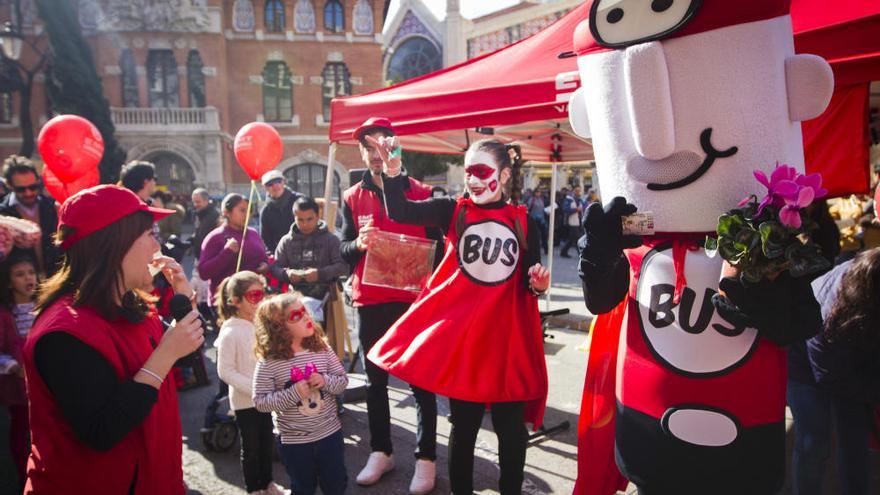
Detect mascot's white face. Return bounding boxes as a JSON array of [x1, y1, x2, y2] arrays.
[[464, 149, 507, 205], [569, 3, 833, 232]]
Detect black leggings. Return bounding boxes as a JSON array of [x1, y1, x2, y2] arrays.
[[235, 407, 275, 492], [448, 399, 527, 495]]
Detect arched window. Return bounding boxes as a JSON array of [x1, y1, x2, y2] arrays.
[[186, 50, 206, 107], [147, 50, 179, 108], [120, 48, 139, 107], [233, 0, 255, 31], [284, 163, 340, 201], [262, 61, 293, 122], [324, 0, 344, 33], [294, 0, 316, 33], [265, 0, 285, 32], [321, 62, 350, 122], [353, 0, 373, 35], [387, 36, 442, 83]]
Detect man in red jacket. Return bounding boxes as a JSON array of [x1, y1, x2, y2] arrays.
[[340, 118, 442, 494]]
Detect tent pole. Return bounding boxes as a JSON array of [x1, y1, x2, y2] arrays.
[[545, 162, 558, 311], [323, 142, 337, 226]]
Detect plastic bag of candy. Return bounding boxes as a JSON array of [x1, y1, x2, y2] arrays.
[[363, 230, 436, 293], [0, 216, 41, 250]]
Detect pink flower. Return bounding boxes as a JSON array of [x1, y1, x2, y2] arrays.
[[795, 173, 828, 200], [754, 164, 799, 216], [779, 187, 815, 229]]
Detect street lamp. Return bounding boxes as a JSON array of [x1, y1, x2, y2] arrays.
[[0, 21, 22, 61]]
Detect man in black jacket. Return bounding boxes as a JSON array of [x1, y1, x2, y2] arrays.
[[0, 156, 60, 277], [190, 188, 220, 259], [259, 170, 301, 253]]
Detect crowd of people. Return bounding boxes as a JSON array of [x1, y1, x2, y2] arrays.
[[0, 112, 877, 495]]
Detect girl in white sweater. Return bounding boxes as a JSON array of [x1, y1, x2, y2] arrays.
[[215, 271, 287, 495]]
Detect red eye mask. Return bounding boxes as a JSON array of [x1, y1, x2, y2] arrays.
[[465, 164, 497, 180], [288, 306, 307, 323], [243, 289, 264, 304]]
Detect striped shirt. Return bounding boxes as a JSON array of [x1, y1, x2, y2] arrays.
[[12, 302, 35, 339], [253, 349, 348, 444]]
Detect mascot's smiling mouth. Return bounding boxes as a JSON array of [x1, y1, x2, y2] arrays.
[[625, 128, 738, 191]]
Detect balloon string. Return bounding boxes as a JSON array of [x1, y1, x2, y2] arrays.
[[236, 180, 256, 273]]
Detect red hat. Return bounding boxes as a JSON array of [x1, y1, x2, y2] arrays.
[[352, 117, 394, 141], [575, 0, 791, 56], [58, 184, 175, 249]]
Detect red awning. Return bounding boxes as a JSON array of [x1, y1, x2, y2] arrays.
[[330, 0, 879, 193]]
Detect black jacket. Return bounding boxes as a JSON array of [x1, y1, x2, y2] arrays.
[[270, 220, 348, 299], [260, 187, 301, 254], [192, 204, 221, 259], [0, 194, 60, 276]]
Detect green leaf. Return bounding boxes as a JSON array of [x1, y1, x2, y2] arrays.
[[704, 236, 718, 255], [759, 221, 787, 259], [741, 265, 764, 284], [717, 213, 746, 237]]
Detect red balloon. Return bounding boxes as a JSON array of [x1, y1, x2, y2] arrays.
[[234, 122, 283, 180], [42, 167, 100, 204], [37, 115, 105, 184]]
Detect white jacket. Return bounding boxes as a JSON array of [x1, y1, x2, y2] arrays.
[[215, 317, 259, 411]]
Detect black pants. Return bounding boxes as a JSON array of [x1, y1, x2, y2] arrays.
[[358, 302, 437, 460], [235, 407, 275, 492], [561, 225, 579, 256], [448, 399, 527, 495]]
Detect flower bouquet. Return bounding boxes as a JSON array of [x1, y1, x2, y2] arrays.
[[705, 164, 832, 283]]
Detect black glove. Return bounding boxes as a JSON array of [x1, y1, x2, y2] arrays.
[[578, 196, 644, 270], [712, 272, 822, 345]]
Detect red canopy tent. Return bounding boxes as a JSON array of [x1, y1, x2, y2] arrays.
[[329, 0, 880, 195]]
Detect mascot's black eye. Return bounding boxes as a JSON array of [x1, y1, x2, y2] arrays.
[[607, 7, 624, 23], [652, 0, 673, 13]]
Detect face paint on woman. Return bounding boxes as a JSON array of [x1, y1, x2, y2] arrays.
[[464, 150, 502, 205]]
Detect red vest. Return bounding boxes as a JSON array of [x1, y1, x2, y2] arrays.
[[368, 198, 548, 428], [343, 177, 433, 306], [22, 297, 185, 495]]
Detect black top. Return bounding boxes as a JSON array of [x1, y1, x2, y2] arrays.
[[382, 174, 542, 289], [34, 332, 158, 452], [340, 170, 444, 269]]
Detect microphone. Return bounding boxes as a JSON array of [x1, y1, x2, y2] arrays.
[[168, 294, 204, 367]]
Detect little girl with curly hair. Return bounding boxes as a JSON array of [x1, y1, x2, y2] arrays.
[[252, 293, 348, 495]]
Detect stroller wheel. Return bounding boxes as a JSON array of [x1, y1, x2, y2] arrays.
[[201, 429, 216, 451], [212, 421, 238, 452]]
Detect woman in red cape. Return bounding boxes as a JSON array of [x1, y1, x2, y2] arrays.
[[364, 136, 549, 495]]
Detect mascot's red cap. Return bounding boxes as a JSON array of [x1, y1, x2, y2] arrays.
[[575, 0, 791, 56]]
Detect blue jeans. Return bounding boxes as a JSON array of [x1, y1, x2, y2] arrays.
[[787, 379, 870, 495], [277, 429, 347, 495]]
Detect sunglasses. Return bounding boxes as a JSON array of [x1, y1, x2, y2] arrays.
[[264, 178, 283, 187], [288, 306, 307, 323], [14, 184, 40, 193], [464, 164, 496, 180], [243, 289, 264, 304]]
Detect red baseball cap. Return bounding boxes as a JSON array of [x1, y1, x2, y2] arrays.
[[352, 117, 394, 141], [58, 184, 175, 249]]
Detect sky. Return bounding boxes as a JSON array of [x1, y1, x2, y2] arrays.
[[384, 0, 522, 27]]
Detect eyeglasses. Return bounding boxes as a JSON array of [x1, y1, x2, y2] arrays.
[[464, 164, 496, 180], [264, 178, 283, 187], [288, 306, 307, 323], [14, 184, 40, 193], [243, 289, 264, 304]]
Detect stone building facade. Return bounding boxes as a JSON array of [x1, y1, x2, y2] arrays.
[[0, 0, 388, 199]]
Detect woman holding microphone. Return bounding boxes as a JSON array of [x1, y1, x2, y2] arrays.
[[21, 185, 204, 494]]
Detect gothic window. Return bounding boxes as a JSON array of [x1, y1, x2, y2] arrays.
[[146, 50, 179, 108], [353, 0, 373, 35], [387, 37, 441, 83], [0, 93, 12, 124], [294, 0, 316, 33], [321, 62, 350, 122], [284, 163, 340, 201], [186, 50, 206, 107], [232, 0, 255, 32], [324, 0, 344, 33], [265, 0, 285, 32], [120, 48, 139, 107], [262, 61, 293, 122]]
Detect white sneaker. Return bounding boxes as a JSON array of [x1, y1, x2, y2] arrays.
[[409, 459, 436, 495], [356, 451, 395, 486], [264, 483, 290, 495]]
